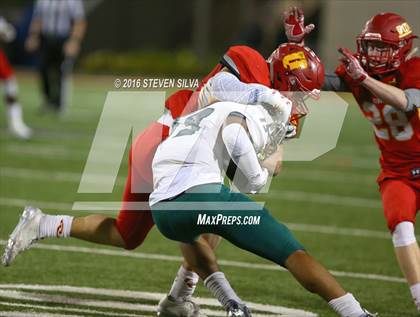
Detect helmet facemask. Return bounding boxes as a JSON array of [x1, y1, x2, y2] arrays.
[[286, 75, 321, 118], [357, 39, 405, 75]]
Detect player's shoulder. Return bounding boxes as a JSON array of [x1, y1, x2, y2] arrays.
[[398, 56, 420, 76], [222, 45, 270, 86], [397, 56, 420, 89], [225, 45, 265, 58]]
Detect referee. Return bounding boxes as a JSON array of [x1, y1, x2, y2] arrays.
[[25, 0, 86, 114]]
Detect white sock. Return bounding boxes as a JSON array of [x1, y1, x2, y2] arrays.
[[204, 272, 242, 310], [328, 293, 365, 317], [168, 266, 199, 301], [39, 215, 73, 238], [410, 283, 420, 311], [7, 102, 23, 124]]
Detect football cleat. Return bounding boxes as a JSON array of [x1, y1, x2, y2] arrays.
[[157, 295, 207, 317], [226, 300, 252, 317], [359, 310, 378, 317], [2, 206, 43, 267]]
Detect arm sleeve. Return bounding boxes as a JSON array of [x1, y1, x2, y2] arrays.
[[322, 72, 349, 92], [222, 123, 268, 193], [405, 88, 420, 111], [198, 71, 271, 108]]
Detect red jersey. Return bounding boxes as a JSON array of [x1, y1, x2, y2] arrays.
[[336, 57, 420, 181], [165, 45, 271, 118]]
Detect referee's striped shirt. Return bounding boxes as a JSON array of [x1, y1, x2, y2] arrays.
[[34, 0, 85, 38]]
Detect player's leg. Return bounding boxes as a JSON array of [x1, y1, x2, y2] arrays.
[[380, 179, 420, 311], [2, 122, 171, 263], [219, 208, 374, 316], [180, 237, 249, 316], [157, 234, 222, 317], [70, 214, 126, 248], [165, 234, 222, 299], [0, 50, 31, 139], [2, 169, 154, 265], [153, 183, 376, 317], [152, 198, 251, 316], [39, 39, 52, 110]]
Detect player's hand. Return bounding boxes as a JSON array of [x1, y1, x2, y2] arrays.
[[64, 39, 81, 57], [25, 34, 40, 53], [283, 6, 315, 45], [260, 89, 293, 124], [338, 47, 368, 83], [261, 144, 283, 176]]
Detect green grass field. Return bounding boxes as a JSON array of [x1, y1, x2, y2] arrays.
[[0, 73, 418, 317]]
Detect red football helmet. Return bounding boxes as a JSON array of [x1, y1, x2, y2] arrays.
[[357, 12, 418, 75], [267, 43, 324, 117]]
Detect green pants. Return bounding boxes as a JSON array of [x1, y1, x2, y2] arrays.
[[151, 183, 304, 266]]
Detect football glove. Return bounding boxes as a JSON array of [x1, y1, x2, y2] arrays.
[[259, 89, 293, 125], [338, 47, 368, 83], [283, 7, 315, 45]]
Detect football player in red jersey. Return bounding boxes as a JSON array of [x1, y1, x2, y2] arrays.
[[285, 7, 420, 312], [0, 17, 32, 139]]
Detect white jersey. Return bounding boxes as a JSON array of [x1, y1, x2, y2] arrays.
[[149, 101, 274, 205]]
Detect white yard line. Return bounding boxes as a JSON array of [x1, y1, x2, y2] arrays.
[[0, 167, 126, 187], [0, 286, 317, 317], [0, 302, 142, 317], [0, 311, 81, 317], [0, 197, 73, 211], [4, 143, 380, 169], [0, 240, 405, 283], [1, 166, 376, 185], [269, 190, 381, 209], [285, 223, 391, 239]]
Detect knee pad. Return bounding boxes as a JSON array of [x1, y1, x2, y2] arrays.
[[392, 221, 417, 247]]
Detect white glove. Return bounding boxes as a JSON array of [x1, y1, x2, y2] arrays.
[[258, 89, 292, 124]]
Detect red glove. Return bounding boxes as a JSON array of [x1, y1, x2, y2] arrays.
[[283, 7, 315, 45], [338, 47, 368, 84]]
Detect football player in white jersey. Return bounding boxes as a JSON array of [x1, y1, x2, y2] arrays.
[[149, 45, 377, 316]]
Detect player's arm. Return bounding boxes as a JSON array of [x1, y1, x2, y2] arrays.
[[361, 77, 419, 112], [222, 115, 270, 193], [64, 0, 86, 57], [199, 70, 292, 123], [25, 2, 42, 52], [322, 72, 350, 92], [338, 47, 419, 111]]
